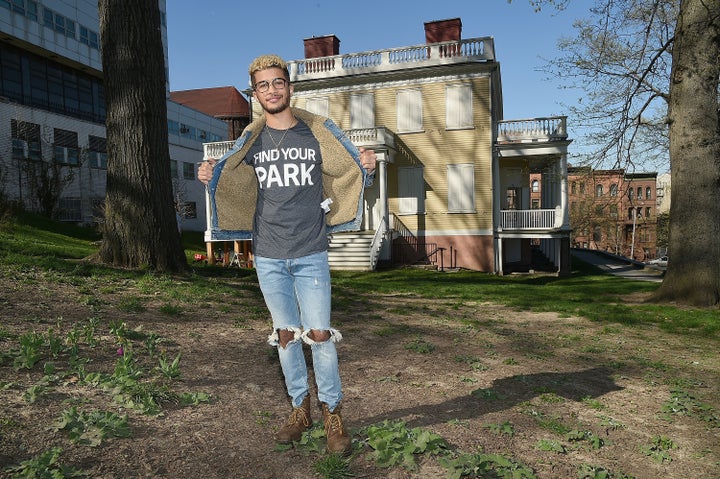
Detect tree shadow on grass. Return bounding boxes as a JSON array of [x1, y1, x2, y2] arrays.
[[357, 367, 623, 429]]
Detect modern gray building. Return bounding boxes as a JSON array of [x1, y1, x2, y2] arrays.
[[0, 0, 226, 231]]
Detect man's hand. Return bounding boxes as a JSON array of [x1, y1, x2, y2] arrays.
[[359, 148, 376, 174], [197, 158, 217, 185]]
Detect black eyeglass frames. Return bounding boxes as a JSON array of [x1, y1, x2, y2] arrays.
[[253, 77, 288, 93]]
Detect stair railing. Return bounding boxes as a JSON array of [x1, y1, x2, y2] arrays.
[[369, 216, 388, 270]]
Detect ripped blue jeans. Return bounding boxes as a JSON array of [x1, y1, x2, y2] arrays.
[[255, 251, 343, 411]]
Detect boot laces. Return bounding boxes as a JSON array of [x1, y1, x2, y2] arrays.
[[288, 406, 310, 427], [325, 412, 344, 434]]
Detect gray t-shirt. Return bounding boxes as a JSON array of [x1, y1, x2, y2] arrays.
[[245, 119, 328, 259]]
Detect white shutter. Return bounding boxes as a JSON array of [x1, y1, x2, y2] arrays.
[[398, 166, 425, 214], [446, 84, 473, 129], [305, 97, 329, 117], [350, 93, 374, 129], [397, 89, 422, 132], [448, 164, 475, 212]]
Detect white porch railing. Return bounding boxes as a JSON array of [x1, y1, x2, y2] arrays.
[[202, 141, 235, 242], [345, 127, 395, 149], [497, 117, 568, 143], [288, 37, 495, 80], [203, 141, 235, 160], [500, 208, 562, 230]]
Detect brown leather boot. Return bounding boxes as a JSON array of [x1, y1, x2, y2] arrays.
[[321, 402, 352, 455], [276, 396, 312, 444]]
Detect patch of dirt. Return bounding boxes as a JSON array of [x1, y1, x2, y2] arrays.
[[1, 269, 719, 479]]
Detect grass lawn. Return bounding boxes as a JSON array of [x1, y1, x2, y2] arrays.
[[1, 213, 718, 479]]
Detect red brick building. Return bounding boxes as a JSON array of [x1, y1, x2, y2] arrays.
[[566, 168, 658, 261], [532, 167, 658, 261], [170, 86, 250, 141]]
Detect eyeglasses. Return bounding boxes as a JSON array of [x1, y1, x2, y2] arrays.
[[253, 77, 288, 93]]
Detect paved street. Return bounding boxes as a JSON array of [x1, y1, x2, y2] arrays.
[[571, 249, 665, 283]]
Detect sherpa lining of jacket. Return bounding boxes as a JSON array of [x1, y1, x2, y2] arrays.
[[214, 108, 364, 232]]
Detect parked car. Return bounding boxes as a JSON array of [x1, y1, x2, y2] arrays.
[[646, 256, 668, 267]]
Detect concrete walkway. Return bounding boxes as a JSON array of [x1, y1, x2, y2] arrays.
[[571, 249, 665, 283]]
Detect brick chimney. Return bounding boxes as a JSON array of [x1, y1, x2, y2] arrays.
[[424, 18, 462, 43], [303, 35, 340, 58]]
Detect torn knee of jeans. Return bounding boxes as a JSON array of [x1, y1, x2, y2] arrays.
[[267, 327, 302, 348], [301, 328, 343, 345]]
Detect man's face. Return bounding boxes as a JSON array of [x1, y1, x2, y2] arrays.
[[252, 67, 292, 115]]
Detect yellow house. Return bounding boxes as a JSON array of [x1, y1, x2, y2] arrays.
[[205, 18, 572, 275]]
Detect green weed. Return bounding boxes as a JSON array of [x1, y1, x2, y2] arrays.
[[532, 413, 573, 436], [661, 388, 719, 426], [471, 387, 502, 401], [439, 452, 536, 479], [52, 407, 131, 446], [454, 354, 488, 371], [13, 331, 44, 369], [312, 453, 355, 479], [157, 351, 182, 379], [582, 396, 606, 410], [117, 297, 145, 314], [159, 303, 182, 316], [362, 420, 447, 470], [578, 463, 636, 479], [485, 420, 515, 437], [640, 435, 676, 463], [4, 447, 84, 478], [403, 336, 434, 354], [535, 438, 566, 453], [566, 430, 605, 450]]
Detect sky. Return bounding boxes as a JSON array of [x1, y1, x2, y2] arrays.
[[166, 0, 590, 141]]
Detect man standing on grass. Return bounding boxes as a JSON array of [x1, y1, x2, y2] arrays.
[[198, 54, 376, 455]]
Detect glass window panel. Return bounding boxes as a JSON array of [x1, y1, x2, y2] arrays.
[[26, 0, 37, 21], [182, 162, 195, 180], [43, 7, 53, 28], [65, 20, 76, 39]]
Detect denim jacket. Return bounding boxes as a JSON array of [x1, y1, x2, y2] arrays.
[[206, 107, 372, 241]]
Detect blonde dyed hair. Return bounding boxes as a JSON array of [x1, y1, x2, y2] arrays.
[[248, 54, 290, 83]]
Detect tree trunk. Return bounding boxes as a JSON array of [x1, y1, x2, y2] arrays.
[[95, 0, 188, 273], [651, 0, 720, 306]]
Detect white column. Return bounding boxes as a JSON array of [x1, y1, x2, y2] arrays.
[[377, 152, 389, 234], [560, 153, 569, 227]]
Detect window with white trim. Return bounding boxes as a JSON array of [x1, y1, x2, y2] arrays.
[[350, 93, 374, 129], [398, 166, 424, 215], [448, 164, 475, 212], [88, 135, 107, 169], [396, 89, 422, 133], [446, 84, 473, 129], [11, 119, 41, 160], [53, 128, 79, 165], [305, 97, 329, 118]]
